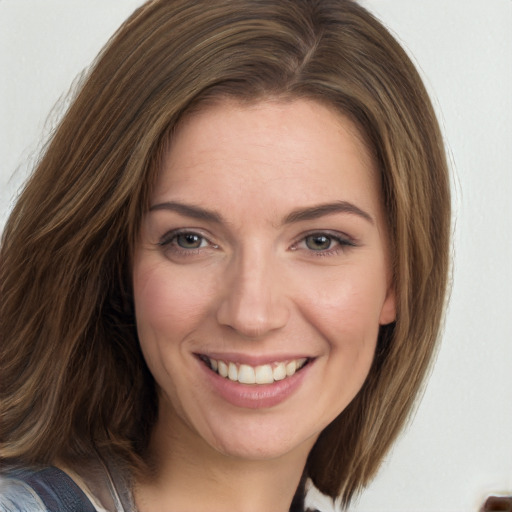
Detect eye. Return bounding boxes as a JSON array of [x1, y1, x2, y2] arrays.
[[304, 234, 335, 251], [174, 232, 207, 249], [292, 231, 356, 255], [158, 230, 216, 254]]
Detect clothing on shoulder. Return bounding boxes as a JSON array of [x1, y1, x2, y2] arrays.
[[0, 464, 321, 512]]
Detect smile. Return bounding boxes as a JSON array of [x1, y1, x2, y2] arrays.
[[198, 355, 309, 385]]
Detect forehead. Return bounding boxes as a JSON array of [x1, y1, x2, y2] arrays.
[[152, 98, 382, 222]]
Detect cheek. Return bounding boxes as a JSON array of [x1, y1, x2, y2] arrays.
[[301, 267, 388, 336], [133, 260, 211, 341], [132, 260, 214, 404]]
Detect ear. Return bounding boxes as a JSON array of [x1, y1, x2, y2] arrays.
[[379, 285, 396, 325]]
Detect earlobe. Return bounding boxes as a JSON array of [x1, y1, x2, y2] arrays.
[[379, 286, 396, 325]]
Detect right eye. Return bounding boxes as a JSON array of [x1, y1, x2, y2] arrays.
[[157, 229, 218, 259], [173, 232, 208, 249]]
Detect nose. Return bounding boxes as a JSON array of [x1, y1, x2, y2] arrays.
[[215, 249, 290, 339]]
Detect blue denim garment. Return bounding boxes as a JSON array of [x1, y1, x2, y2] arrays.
[[0, 467, 96, 512]]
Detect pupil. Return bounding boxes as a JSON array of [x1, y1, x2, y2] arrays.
[[177, 234, 201, 249], [306, 235, 331, 251]]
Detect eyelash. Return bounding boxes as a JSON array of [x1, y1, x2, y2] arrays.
[[157, 230, 356, 258]]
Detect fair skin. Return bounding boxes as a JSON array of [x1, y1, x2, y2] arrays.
[[132, 98, 396, 512]]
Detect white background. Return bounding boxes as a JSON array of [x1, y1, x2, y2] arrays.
[[1, 2, 511, 511]]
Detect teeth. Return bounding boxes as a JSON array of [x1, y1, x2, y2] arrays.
[[255, 365, 274, 384], [218, 360, 228, 378], [272, 363, 287, 381], [238, 364, 256, 384], [228, 362, 238, 381], [203, 356, 308, 385], [286, 361, 297, 377]]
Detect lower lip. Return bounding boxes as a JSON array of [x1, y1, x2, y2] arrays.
[[198, 359, 312, 409]]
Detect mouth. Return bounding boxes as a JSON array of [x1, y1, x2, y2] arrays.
[[197, 355, 311, 385]]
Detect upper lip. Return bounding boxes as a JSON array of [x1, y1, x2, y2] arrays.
[[195, 352, 314, 366]]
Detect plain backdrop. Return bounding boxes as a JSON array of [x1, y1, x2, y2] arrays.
[[1, 2, 511, 511]]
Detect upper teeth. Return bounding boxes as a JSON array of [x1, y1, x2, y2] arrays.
[[205, 357, 308, 385]]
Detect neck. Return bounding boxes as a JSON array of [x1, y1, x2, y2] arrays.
[[133, 406, 313, 512]]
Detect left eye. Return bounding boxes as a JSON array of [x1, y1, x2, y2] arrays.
[[304, 234, 336, 251], [293, 232, 355, 254]]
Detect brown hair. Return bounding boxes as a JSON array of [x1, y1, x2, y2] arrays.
[[0, 0, 451, 507]]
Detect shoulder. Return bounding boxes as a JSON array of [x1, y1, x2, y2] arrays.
[[0, 466, 96, 512], [0, 470, 49, 512]]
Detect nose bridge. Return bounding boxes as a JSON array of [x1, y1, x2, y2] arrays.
[[216, 243, 289, 338]]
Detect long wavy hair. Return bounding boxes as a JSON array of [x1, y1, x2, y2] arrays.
[[0, 0, 451, 507]]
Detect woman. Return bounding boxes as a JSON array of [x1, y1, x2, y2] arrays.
[[0, 0, 451, 511]]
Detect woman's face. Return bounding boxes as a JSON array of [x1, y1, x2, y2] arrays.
[[133, 99, 395, 462]]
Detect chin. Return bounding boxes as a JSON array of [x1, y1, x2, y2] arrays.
[[206, 422, 319, 462]]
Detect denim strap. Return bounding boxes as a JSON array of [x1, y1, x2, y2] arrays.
[[11, 466, 96, 512]]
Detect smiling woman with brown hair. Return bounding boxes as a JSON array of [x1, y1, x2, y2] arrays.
[[0, 1, 450, 511]]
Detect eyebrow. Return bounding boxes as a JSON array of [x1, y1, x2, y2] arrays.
[[283, 201, 374, 225], [149, 200, 374, 225], [149, 201, 224, 223]]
